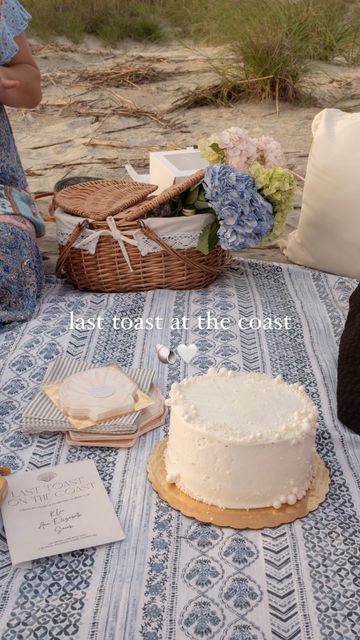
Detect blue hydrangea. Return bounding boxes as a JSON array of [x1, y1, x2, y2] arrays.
[[203, 164, 274, 251]]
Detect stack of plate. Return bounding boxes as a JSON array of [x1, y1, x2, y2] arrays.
[[22, 357, 166, 448]]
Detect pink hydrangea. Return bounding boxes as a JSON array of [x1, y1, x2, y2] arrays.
[[255, 136, 285, 168], [218, 127, 257, 172]]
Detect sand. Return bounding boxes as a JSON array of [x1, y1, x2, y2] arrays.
[[7, 37, 360, 273]]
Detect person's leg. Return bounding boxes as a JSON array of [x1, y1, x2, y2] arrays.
[[337, 284, 360, 435], [0, 221, 43, 326]]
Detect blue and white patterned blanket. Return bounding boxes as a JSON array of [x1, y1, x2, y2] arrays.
[[0, 260, 359, 640]]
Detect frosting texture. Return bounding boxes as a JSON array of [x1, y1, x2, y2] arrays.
[[165, 368, 318, 509]]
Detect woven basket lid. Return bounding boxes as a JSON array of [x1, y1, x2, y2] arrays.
[[119, 170, 206, 221], [53, 180, 158, 221]]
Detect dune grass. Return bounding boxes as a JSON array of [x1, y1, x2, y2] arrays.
[[23, 0, 166, 44], [171, 0, 360, 106], [23, 0, 360, 55], [23, 0, 359, 106]]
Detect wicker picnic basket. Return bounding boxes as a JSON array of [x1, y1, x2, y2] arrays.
[[54, 171, 232, 293]]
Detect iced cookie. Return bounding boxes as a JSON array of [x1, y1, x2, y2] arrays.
[[59, 366, 138, 422]]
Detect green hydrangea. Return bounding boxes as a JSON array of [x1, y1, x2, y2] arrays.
[[247, 162, 297, 242]]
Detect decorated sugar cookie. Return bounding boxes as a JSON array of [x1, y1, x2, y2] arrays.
[[59, 366, 138, 422]]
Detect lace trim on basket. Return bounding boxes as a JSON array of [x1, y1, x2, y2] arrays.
[[57, 228, 202, 256], [134, 230, 201, 256], [57, 229, 100, 255]]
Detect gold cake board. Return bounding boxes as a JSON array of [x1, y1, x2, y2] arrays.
[[147, 439, 330, 529]]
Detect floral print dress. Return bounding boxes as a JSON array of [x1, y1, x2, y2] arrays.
[[0, 0, 43, 327]]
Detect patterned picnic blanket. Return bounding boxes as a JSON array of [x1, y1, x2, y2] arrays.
[[0, 260, 359, 640]]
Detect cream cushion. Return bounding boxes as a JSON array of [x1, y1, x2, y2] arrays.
[[285, 109, 360, 278]]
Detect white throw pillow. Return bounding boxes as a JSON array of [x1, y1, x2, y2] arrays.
[[285, 108, 360, 278]]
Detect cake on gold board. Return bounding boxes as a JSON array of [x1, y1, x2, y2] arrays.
[[147, 368, 330, 529]]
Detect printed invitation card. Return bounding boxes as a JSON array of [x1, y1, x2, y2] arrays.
[[1, 460, 125, 566]]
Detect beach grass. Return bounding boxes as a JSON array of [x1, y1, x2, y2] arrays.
[[169, 0, 360, 106], [23, 0, 167, 43], [23, 0, 359, 105], [22, 0, 360, 55]]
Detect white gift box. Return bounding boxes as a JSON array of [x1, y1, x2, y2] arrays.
[[125, 148, 208, 194]]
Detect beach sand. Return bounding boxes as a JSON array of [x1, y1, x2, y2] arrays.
[[8, 37, 359, 273]]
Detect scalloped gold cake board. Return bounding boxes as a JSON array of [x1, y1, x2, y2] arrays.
[[147, 439, 330, 530]]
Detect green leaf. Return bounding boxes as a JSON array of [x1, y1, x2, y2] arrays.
[[197, 219, 220, 255], [194, 201, 214, 211], [191, 180, 204, 189], [184, 185, 199, 206], [209, 142, 223, 155]]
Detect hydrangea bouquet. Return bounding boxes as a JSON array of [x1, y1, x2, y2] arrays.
[[195, 127, 296, 254]]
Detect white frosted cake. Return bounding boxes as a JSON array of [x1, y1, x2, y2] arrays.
[[164, 368, 318, 510]]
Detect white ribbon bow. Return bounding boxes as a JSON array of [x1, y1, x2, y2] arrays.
[[76, 216, 137, 272]]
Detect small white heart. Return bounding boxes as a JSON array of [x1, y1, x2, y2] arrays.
[[177, 343, 197, 364]]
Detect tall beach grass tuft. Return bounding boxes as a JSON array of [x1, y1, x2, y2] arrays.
[[208, 0, 359, 103]]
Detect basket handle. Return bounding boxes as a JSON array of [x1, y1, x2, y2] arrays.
[[56, 219, 89, 279], [34, 191, 54, 200], [138, 220, 232, 276]]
